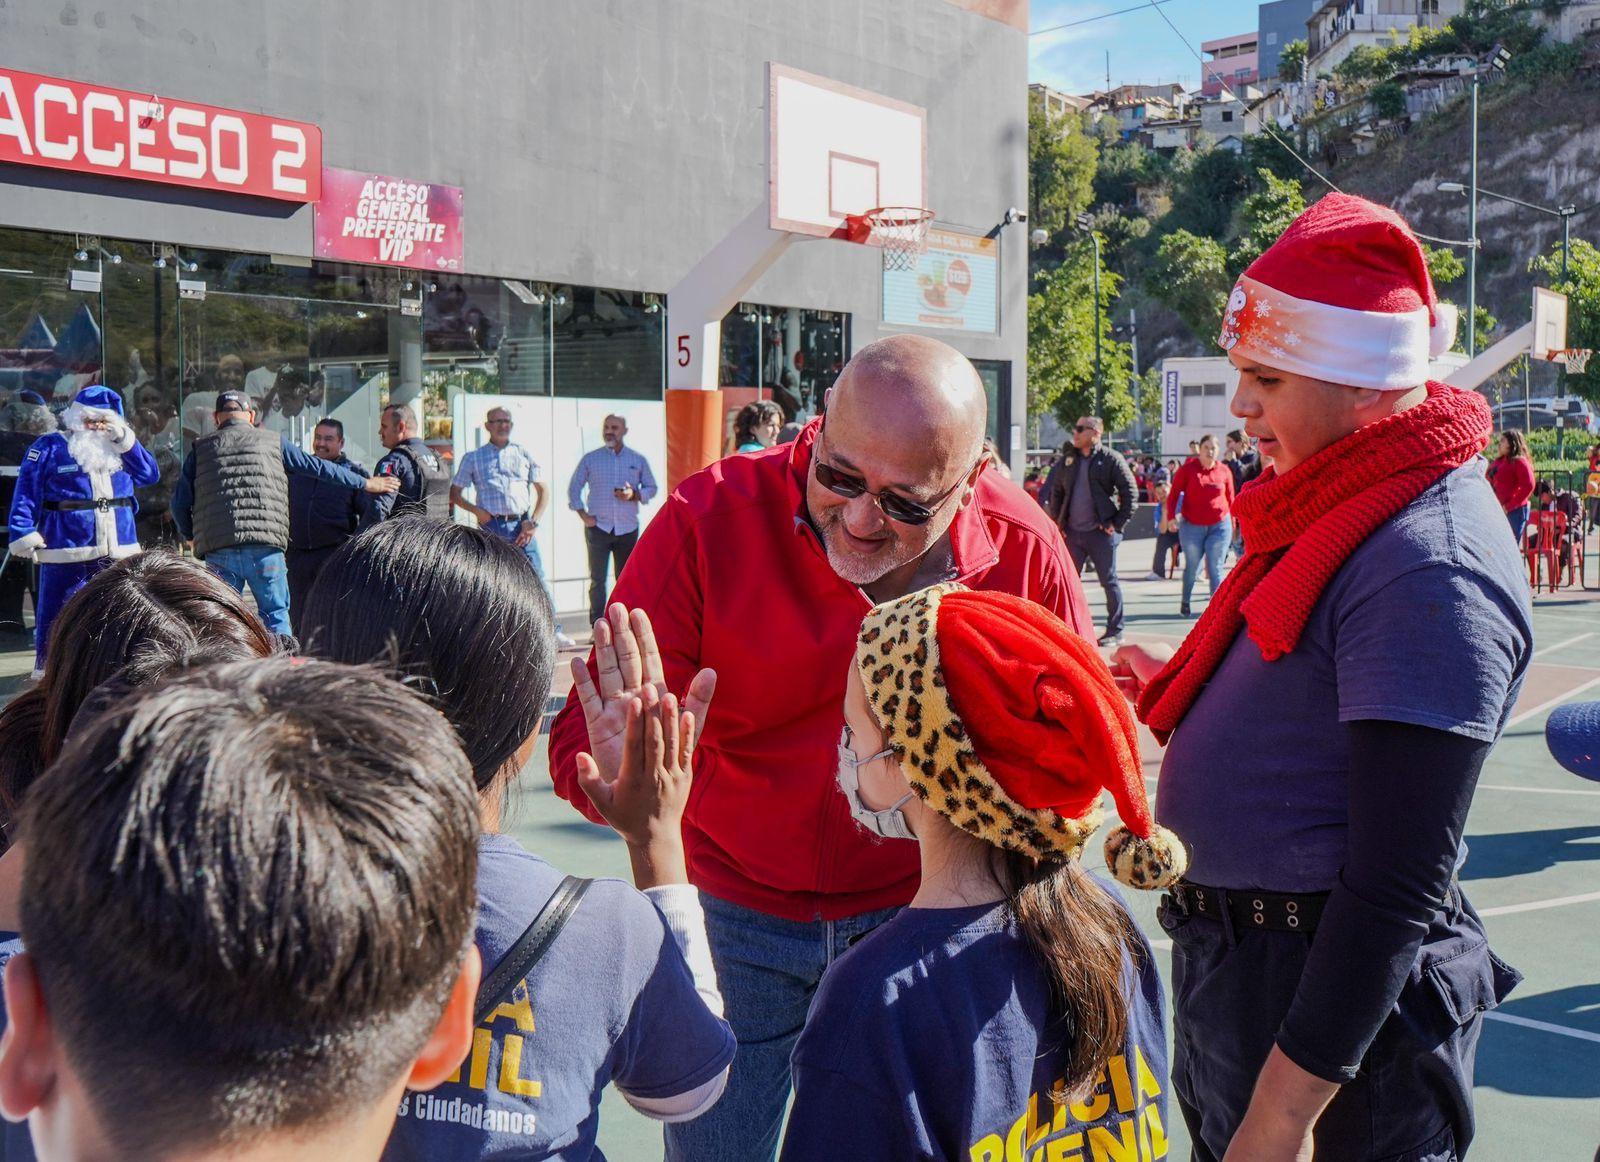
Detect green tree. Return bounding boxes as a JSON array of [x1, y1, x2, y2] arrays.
[[1028, 105, 1099, 241], [1028, 238, 1135, 430], [1165, 148, 1252, 240], [1424, 243, 1466, 287], [1531, 238, 1600, 398], [1228, 169, 1307, 275], [1147, 229, 1231, 346], [1371, 81, 1406, 120], [1278, 39, 1307, 82]]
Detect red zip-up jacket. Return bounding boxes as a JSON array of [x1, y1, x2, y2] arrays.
[[548, 421, 1092, 921]]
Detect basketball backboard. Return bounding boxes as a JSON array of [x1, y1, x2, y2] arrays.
[[1533, 286, 1569, 361], [767, 63, 926, 241]]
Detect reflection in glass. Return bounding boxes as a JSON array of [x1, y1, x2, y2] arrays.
[[554, 286, 663, 401]]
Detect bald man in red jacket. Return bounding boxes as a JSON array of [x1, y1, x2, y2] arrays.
[[549, 335, 1091, 1161]]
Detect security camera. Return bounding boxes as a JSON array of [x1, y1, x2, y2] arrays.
[[1004, 207, 1027, 226], [1030, 228, 1049, 247]]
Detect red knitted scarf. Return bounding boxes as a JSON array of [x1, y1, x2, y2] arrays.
[[1137, 382, 1491, 742]]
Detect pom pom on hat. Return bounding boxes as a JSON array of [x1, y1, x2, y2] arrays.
[[1217, 193, 1451, 390], [854, 585, 1186, 888]]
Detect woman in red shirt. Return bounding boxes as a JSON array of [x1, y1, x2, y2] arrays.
[[1486, 429, 1535, 543], [1167, 433, 1235, 616]]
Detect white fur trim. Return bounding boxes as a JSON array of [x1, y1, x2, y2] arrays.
[[1219, 275, 1433, 389], [109, 423, 136, 454], [7, 531, 44, 559], [35, 545, 116, 563], [1429, 302, 1459, 358]]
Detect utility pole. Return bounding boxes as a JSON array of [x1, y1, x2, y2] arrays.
[[1129, 309, 1141, 446], [1077, 212, 1102, 416], [1468, 72, 1479, 358]]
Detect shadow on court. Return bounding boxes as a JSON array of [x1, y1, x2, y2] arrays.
[[1459, 827, 1600, 880], [1477, 985, 1600, 1100]]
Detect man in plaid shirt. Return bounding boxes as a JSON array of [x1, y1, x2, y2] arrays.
[[566, 414, 657, 626]]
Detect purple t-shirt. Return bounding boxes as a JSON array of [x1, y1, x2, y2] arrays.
[[1157, 460, 1532, 892]]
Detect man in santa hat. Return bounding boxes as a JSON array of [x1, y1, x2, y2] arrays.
[[7, 384, 160, 674], [1114, 194, 1529, 1160]]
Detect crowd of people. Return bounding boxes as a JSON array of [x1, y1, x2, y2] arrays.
[[0, 193, 1544, 1162], [0, 386, 664, 666]]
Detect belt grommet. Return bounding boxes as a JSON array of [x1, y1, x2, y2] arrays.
[[1285, 901, 1298, 913], [1252, 898, 1264, 910], [1197, 898, 1206, 911], [1253, 913, 1264, 925], [1287, 915, 1299, 928]]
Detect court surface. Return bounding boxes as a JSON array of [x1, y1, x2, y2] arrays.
[[1, 538, 1592, 1159]]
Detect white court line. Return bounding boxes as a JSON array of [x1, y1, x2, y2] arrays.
[[1478, 890, 1600, 917], [1478, 783, 1600, 796], [1507, 674, 1600, 727], [1484, 1012, 1600, 1045], [1532, 631, 1597, 659]]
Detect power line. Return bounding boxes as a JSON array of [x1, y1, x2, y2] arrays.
[[1139, 0, 1478, 249], [1029, 0, 1177, 38]]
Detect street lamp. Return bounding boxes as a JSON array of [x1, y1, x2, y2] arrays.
[[1076, 211, 1102, 415], [1439, 181, 1586, 279]]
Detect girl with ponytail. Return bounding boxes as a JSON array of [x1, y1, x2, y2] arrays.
[[781, 584, 1183, 1160]]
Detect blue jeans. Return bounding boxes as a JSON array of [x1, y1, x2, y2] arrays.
[[481, 517, 553, 604], [207, 544, 291, 636], [1507, 504, 1529, 545], [1178, 517, 1231, 607], [663, 893, 902, 1162], [33, 558, 111, 672]]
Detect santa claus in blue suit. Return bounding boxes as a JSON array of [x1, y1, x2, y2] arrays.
[[7, 384, 160, 674]]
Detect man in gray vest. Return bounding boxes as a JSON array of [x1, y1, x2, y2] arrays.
[[171, 391, 398, 636]]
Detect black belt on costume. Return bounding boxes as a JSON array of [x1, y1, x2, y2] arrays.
[[1167, 881, 1329, 934], [45, 497, 134, 512]]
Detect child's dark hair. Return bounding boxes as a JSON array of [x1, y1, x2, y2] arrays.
[[994, 850, 1142, 1103], [298, 517, 555, 793], [0, 551, 277, 835], [18, 656, 480, 1158]]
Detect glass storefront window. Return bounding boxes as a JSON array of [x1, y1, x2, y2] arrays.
[[718, 303, 848, 420], [553, 286, 662, 400]]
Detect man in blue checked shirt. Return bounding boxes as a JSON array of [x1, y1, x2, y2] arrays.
[[450, 406, 575, 648], [567, 414, 657, 626]]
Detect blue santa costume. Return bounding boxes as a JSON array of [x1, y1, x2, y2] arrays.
[[7, 385, 160, 674]]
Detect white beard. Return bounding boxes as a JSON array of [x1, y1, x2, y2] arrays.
[[61, 404, 127, 476]]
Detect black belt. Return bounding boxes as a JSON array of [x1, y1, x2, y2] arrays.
[[488, 512, 529, 522], [1167, 881, 1328, 934], [45, 497, 133, 512]]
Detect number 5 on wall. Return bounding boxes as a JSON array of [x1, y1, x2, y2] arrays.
[[676, 335, 692, 367]]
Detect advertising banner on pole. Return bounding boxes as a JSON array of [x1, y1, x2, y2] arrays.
[[314, 167, 464, 271], [883, 228, 998, 333], [0, 67, 321, 201]]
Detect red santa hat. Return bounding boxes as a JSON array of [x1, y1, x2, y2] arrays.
[[1217, 193, 1456, 390], [855, 585, 1186, 889]]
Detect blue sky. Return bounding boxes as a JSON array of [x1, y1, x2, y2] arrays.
[[1029, 0, 1264, 94]]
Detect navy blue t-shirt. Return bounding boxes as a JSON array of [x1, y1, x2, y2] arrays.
[[1158, 459, 1532, 891], [384, 835, 735, 1160], [782, 890, 1169, 1162]]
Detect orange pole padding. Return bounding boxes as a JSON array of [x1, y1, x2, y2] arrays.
[[665, 387, 726, 491]]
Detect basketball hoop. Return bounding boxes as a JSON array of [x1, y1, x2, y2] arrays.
[[1552, 348, 1594, 376], [854, 207, 934, 272]]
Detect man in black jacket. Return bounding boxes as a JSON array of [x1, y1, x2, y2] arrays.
[[286, 418, 371, 635], [1040, 415, 1137, 647]]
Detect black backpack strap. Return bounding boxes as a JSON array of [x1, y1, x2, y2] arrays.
[[473, 875, 592, 1026]]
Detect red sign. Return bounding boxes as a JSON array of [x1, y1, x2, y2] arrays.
[[313, 167, 464, 271], [0, 67, 320, 202]]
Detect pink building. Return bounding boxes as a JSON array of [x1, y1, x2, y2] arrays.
[[1200, 31, 1260, 97]]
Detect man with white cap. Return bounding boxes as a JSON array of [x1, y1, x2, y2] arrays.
[[1114, 194, 1530, 1160]]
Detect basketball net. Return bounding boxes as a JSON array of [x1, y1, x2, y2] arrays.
[[1553, 348, 1594, 376], [862, 207, 934, 272]]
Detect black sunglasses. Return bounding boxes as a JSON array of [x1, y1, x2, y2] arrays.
[[1074, 423, 1098, 433], [813, 430, 969, 526]]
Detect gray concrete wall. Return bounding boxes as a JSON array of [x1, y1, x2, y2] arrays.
[[0, 0, 1029, 429]]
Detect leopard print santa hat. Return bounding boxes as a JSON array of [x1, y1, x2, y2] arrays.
[[854, 583, 1186, 889]]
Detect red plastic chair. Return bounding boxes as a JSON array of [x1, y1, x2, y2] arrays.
[[1522, 510, 1568, 594]]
